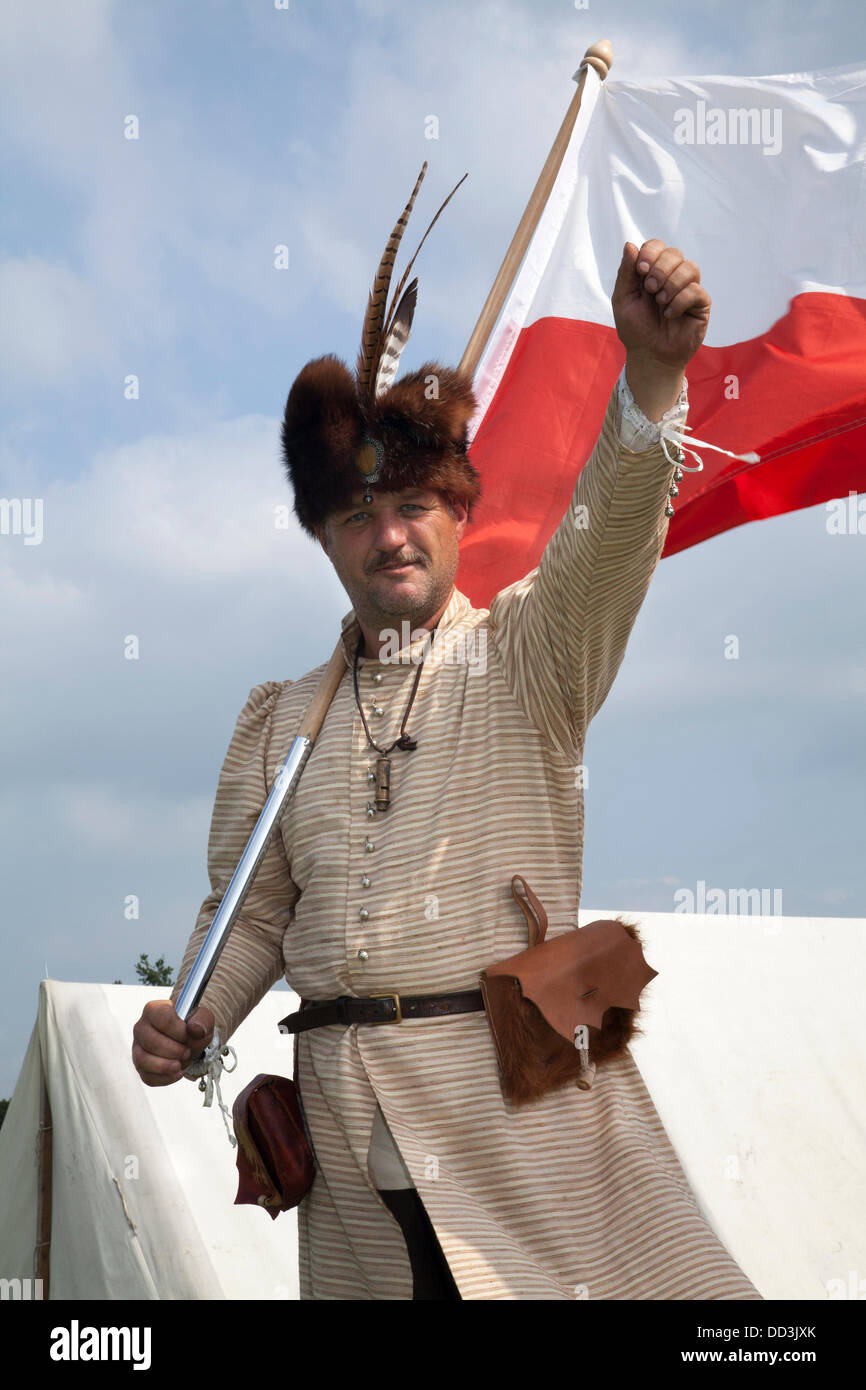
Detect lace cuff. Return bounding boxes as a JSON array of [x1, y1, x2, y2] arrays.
[[615, 368, 762, 485], [616, 366, 689, 453]]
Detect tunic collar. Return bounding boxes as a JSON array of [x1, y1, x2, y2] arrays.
[[339, 586, 474, 669]]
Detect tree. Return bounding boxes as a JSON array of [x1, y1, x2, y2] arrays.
[[133, 953, 175, 987]]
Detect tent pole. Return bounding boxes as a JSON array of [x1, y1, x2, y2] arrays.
[[35, 1067, 52, 1298], [458, 38, 613, 380]]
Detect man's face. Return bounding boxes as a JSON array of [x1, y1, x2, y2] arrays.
[[314, 486, 468, 630]]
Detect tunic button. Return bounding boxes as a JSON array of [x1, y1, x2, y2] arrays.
[[357, 949, 369, 962], [359, 908, 369, 922], [361, 874, 371, 888], [372, 672, 383, 684], [364, 837, 374, 852], [367, 769, 376, 783], [371, 704, 383, 716], [366, 804, 376, 819]]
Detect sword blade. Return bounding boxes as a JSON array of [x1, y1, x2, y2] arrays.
[[174, 734, 312, 1022]]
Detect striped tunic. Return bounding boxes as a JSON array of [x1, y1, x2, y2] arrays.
[[171, 381, 762, 1300]]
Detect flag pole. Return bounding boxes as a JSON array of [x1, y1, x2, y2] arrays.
[[459, 39, 613, 380]]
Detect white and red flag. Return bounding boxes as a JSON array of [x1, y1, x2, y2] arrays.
[[458, 60, 866, 607]]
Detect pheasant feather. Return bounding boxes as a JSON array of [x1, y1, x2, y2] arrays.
[[373, 277, 418, 399], [355, 162, 427, 405], [380, 171, 469, 347]]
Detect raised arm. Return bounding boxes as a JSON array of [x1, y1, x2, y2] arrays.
[[488, 240, 711, 759]]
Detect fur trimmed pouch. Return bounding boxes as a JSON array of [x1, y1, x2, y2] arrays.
[[480, 875, 658, 1106]]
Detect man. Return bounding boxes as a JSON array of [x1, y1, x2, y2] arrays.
[[132, 171, 762, 1299]]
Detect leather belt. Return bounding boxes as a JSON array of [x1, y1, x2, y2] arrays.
[[278, 990, 485, 1035]]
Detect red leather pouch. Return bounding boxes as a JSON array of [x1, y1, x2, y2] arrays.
[[232, 1073, 315, 1218]]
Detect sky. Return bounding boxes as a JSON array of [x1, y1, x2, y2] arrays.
[[1, 0, 865, 1098]]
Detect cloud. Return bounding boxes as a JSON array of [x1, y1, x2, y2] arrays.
[[3, 412, 308, 584], [0, 256, 118, 387], [0, 411, 346, 767], [0, 0, 706, 399]]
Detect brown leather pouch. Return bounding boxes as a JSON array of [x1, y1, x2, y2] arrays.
[[232, 1073, 315, 1218], [480, 875, 658, 1106]]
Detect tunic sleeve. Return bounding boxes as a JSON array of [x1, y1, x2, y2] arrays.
[[487, 378, 684, 760], [169, 680, 300, 1047]]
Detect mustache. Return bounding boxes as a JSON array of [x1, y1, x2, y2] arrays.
[[370, 554, 425, 572]]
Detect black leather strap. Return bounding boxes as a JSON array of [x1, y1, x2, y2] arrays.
[[279, 990, 485, 1035]]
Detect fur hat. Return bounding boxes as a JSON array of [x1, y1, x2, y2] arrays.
[[281, 164, 482, 538]]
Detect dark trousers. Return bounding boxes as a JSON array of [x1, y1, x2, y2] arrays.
[[378, 1188, 462, 1301]]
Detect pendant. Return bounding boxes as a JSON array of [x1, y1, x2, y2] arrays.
[[374, 755, 391, 812]]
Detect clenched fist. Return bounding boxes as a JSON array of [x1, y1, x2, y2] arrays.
[[612, 239, 711, 371], [132, 999, 215, 1087]]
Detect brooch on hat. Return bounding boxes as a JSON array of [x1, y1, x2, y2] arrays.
[[356, 432, 384, 500]]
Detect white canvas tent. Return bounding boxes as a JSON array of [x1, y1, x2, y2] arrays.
[[0, 981, 301, 1299], [1, 909, 864, 1300]]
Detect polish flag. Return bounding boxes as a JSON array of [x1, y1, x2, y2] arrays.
[[457, 60, 866, 608]]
